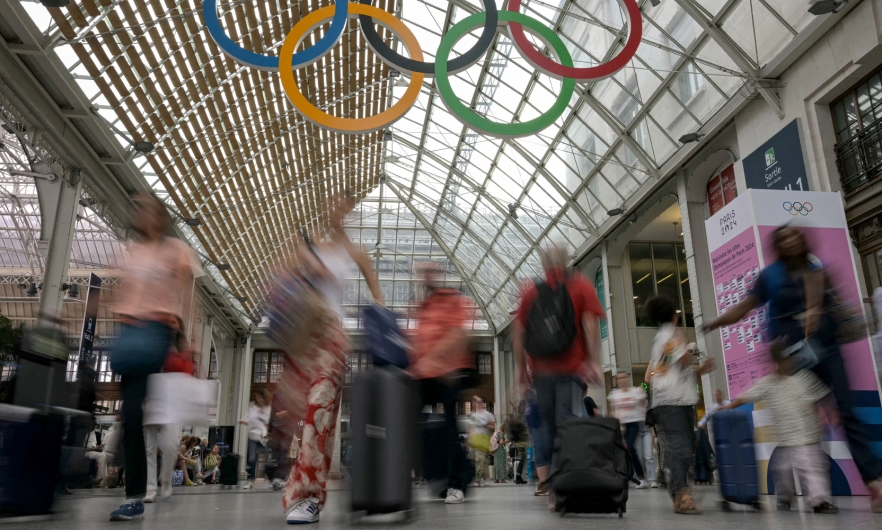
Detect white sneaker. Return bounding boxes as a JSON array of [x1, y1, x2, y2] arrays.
[[444, 489, 464, 504], [286, 497, 320, 524], [479, 477, 486, 487], [650, 481, 659, 489], [143, 490, 156, 503], [636, 480, 649, 489], [242, 481, 254, 490], [272, 478, 285, 490]]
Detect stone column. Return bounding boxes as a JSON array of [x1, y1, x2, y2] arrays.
[[676, 172, 714, 409]]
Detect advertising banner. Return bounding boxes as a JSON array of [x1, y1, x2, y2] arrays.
[[706, 190, 882, 496]]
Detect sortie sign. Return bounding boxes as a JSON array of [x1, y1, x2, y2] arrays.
[[743, 119, 810, 192]]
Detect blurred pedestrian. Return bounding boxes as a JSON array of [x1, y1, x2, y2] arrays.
[[239, 388, 270, 490], [721, 341, 839, 513], [108, 194, 199, 521], [469, 396, 495, 486], [277, 193, 382, 524], [409, 261, 477, 505], [704, 225, 882, 511], [644, 296, 715, 514], [514, 244, 604, 499], [609, 373, 653, 488], [583, 395, 601, 417]]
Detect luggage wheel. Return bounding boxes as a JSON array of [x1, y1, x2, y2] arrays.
[[721, 501, 732, 512], [617, 508, 623, 519], [751, 501, 763, 511]]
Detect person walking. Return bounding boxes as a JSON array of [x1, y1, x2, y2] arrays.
[[608, 373, 654, 488], [469, 396, 495, 487], [491, 423, 509, 483], [277, 194, 382, 524], [514, 245, 605, 499], [239, 388, 271, 490], [703, 225, 882, 511], [409, 261, 477, 505], [108, 194, 199, 521], [720, 343, 839, 514], [643, 296, 715, 514]]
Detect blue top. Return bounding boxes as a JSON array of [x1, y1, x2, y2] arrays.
[[749, 260, 838, 348]]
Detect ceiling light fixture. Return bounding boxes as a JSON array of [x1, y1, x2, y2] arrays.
[[607, 207, 625, 216], [26, 283, 38, 297], [679, 132, 705, 144], [40, 0, 71, 7], [165, 205, 202, 227], [508, 203, 519, 220], [808, 0, 848, 15]]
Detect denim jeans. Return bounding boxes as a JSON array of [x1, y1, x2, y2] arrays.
[[638, 422, 658, 483], [247, 439, 261, 480], [653, 405, 694, 497], [624, 422, 645, 479], [532, 375, 584, 468], [117, 322, 173, 499]]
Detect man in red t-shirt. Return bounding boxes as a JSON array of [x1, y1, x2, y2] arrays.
[[514, 245, 604, 497], [409, 262, 476, 505]]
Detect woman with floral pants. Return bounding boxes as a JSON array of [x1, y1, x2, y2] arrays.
[[275, 194, 382, 524], [276, 315, 347, 521]]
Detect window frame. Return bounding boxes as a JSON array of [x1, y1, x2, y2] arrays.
[[830, 65, 882, 146]]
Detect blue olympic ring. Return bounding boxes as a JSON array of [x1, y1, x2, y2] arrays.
[[204, 0, 349, 71]]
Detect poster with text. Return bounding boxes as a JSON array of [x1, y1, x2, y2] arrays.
[[705, 195, 773, 399]]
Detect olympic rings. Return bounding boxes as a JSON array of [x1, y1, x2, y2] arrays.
[[783, 201, 813, 216], [204, 0, 642, 136], [436, 12, 575, 138], [204, 0, 349, 71], [506, 0, 642, 81], [279, 4, 425, 134], [358, 0, 498, 77]]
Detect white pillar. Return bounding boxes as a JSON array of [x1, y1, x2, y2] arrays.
[[35, 172, 82, 321], [600, 241, 616, 372], [233, 334, 253, 481], [493, 336, 503, 419], [216, 335, 238, 426], [198, 316, 213, 380], [676, 172, 714, 410]]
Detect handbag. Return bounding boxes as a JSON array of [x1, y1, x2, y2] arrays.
[[164, 350, 194, 374], [363, 303, 410, 368], [468, 432, 491, 453], [171, 469, 184, 487], [143, 372, 218, 426]]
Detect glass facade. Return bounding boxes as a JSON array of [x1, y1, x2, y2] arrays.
[[629, 242, 693, 328]]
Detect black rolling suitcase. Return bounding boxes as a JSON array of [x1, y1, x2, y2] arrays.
[[219, 453, 240, 487], [350, 366, 415, 520], [0, 404, 65, 516], [551, 417, 634, 518]]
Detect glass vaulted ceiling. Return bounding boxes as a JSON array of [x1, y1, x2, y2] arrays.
[[21, 0, 815, 330]]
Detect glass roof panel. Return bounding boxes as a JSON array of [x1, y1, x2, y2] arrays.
[[19, 0, 818, 330]]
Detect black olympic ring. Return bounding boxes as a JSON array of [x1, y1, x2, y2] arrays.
[[358, 0, 498, 77]]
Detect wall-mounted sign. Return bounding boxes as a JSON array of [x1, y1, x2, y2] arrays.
[[77, 273, 102, 367], [706, 164, 738, 216], [743, 120, 810, 191]]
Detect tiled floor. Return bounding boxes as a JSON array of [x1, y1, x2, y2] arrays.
[[7, 482, 880, 529]]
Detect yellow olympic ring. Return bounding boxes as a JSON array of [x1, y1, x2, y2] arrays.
[[279, 5, 425, 134]]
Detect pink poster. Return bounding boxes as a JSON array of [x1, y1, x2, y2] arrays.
[[708, 227, 773, 398]]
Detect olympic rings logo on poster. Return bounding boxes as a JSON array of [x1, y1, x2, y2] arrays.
[[203, 0, 642, 137], [783, 201, 813, 216]]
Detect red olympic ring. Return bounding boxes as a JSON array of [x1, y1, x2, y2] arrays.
[[505, 0, 642, 81]]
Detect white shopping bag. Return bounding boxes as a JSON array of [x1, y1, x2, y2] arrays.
[[144, 372, 218, 426]]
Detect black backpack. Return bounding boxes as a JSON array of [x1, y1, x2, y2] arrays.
[[523, 280, 577, 358]]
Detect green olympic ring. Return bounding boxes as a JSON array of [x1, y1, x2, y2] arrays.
[[435, 11, 575, 139]]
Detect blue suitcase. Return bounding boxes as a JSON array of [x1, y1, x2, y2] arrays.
[[713, 409, 761, 511]]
